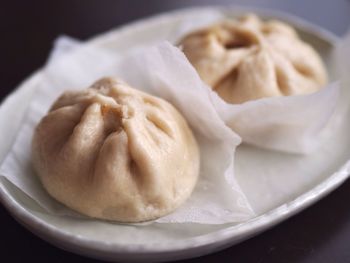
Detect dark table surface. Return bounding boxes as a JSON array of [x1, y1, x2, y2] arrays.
[[1, 1, 350, 262]]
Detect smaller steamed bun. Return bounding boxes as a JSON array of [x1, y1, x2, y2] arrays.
[[179, 14, 328, 104], [32, 77, 199, 222]]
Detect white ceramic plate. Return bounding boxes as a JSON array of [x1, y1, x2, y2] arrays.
[[1, 6, 349, 263]]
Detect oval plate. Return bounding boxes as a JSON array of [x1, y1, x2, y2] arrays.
[[0, 6, 349, 263]]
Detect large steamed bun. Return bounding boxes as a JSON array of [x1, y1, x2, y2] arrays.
[[180, 14, 327, 104], [32, 77, 199, 222]]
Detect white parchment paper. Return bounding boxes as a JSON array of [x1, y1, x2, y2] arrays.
[[0, 9, 348, 226], [211, 84, 339, 153], [0, 37, 254, 224], [169, 10, 340, 154]]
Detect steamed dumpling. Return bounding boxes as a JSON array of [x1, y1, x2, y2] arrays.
[[179, 14, 328, 104], [32, 77, 199, 222]]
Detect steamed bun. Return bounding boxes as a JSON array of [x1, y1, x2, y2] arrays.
[[179, 14, 328, 104], [32, 77, 199, 222]]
